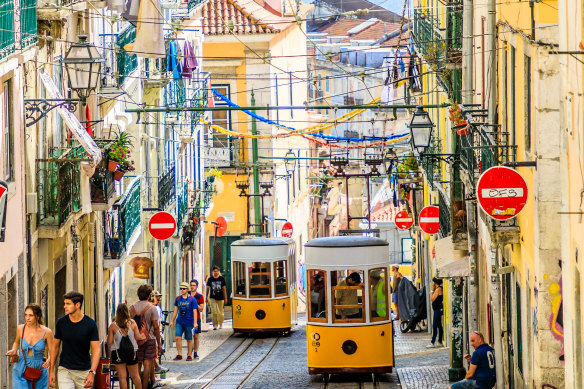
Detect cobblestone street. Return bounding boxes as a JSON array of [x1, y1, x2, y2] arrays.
[[153, 315, 452, 389]]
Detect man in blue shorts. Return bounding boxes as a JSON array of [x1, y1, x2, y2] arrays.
[[169, 282, 198, 361], [450, 331, 496, 389]]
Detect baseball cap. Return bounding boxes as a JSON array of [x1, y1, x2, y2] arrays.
[[179, 282, 189, 289], [152, 290, 162, 296]]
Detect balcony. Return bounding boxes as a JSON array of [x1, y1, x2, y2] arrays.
[[204, 137, 241, 168], [20, 0, 37, 48], [116, 25, 138, 86], [438, 190, 452, 238], [117, 177, 141, 251], [36, 160, 81, 228], [420, 137, 444, 189], [158, 165, 176, 211], [90, 161, 116, 210], [103, 207, 121, 263], [176, 180, 189, 230], [0, 0, 15, 59], [188, 0, 205, 13]]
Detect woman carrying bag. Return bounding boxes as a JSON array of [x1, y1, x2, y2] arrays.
[[107, 303, 145, 389], [5, 304, 54, 389]]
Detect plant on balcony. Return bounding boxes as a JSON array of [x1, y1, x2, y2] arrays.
[[204, 167, 223, 182], [449, 103, 468, 135], [108, 132, 135, 175]]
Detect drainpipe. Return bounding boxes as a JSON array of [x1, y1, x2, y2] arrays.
[[449, 277, 466, 381], [490, 245, 504, 389], [487, 0, 498, 125], [250, 90, 261, 233], [462, 0, 474, 104]]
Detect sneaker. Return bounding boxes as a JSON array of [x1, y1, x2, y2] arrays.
[[186, 356, 193, 361], [213, 327, 217, 330], [159, 366, 169, 373], [193, 352, 199, 359], [436, 342, 444, 348], [426, 342, 436, 348], [219, 324, 223, 329], [173, 355, 183, 361], [152, 381, 165, 388]]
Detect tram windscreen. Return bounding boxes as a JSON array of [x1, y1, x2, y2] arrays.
[[308, 270, 327, 322], [249, 262, 271, 297], [233, 261, 246, 297], [369, 268, 389, 321], [332, 270, 364, 322], [274, 260, 288, 296]]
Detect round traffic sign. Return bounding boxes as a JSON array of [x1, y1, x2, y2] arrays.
[[476, 166, 528, 220], [282, 222, 293, 238], [148, 211, 176, 240], [419, 205, 440, 235], [394, 210, 414, 230], [216, 216, 227, 237]]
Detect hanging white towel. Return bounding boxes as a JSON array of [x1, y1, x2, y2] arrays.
[[125, 0, 165, 58]]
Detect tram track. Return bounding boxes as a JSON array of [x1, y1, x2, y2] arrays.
[[321, 373, 381, 389], [190, 335, 281, 389]]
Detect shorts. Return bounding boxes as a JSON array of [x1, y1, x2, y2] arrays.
[[450, 379, 480, 389], [111, 349, 138, 366], [175, 322, 194, 340], [192, 318, 202, 335], [392, 292, 398, 304], [136, 339, 157, 362]]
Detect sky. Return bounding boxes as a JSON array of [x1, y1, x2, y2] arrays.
[[368, 0, 410, 16]]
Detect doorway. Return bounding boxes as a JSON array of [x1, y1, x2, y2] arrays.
[[209, 235, 240, 305], [55, 265, 67, 322]]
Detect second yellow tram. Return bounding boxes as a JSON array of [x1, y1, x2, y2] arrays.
[[230, 238, 298, 333], [305, 236, 394, 374]]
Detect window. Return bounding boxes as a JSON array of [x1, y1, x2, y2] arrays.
[[308, 269, 327, 322], [502, 47, 508, 136], [511, 46, 516, 150], [369, 268, 389, 321], [233, 261, 246, 297], [524, 54, 531, 152], [210, 85, 231, 148], [325, 75, 330, 92], [332, 270, 364, 322], [249, 262, 271, 297], [401, 238, 413, 263], [1, 80, 13, 182], [274, 260, 288, 296]]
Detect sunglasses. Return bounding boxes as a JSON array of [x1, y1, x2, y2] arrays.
[[180, 287, 187, 290]]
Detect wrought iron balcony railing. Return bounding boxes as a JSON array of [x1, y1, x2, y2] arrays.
[[420, 137, 444, 189], [158, 165, 176, 211], [90, 162, 116, 205], [20, 0, 37, 48], [117, 176, 141, 250], [176, 180, 189, 230], [37, 160, 81, 227], [116, 25, 138, 86], [188, 0, 206, 13], [0, 0, 15, 59], [103, 207, 121, 259], [438, 189, 452, 238], [204, 137, 241, 168]]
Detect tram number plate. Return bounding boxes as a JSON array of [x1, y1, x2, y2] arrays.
[[311, 333, 321, 351]]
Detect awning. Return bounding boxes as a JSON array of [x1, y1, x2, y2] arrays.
[[40, 71, 102, 167], [433, 235, 469, 278]]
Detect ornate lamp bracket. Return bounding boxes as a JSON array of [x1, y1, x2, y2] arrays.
[[24, 99, 81, 127]]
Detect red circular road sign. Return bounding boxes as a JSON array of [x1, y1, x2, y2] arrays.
[[281, 222, 293, 238], [419, 205, 440, 235], [394, 210, 414, 230], [476, 166, 528, 220], [148, 211, 176, 240], [216, 216, 227, 237]]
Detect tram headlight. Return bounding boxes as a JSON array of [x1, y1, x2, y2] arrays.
[[341, 340, 358, 355]]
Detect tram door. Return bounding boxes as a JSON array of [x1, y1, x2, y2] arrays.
[[210, 235, 240, 305]]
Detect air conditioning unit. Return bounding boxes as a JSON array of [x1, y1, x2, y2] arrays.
[[26, 193, 37, 214]]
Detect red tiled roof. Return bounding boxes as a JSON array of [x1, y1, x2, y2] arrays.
[[316, 18, 410, 47]]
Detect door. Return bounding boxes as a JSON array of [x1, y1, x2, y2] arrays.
[[55, 265, 67, 322], [209, 235, 240, 305]]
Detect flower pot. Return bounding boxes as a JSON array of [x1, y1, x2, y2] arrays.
[[114, 170, 125, 181], [457, 126, 469, 136], [108, 160, 119, 172], [208, 176, 215, 183]]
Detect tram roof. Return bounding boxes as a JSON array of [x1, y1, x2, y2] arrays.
[[231, 238, 293, 246], [305, 236, 389, 248]]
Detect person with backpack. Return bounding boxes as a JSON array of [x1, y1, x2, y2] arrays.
[[107, 303, 145, 389], [169, 282, 198, 361], [130, 285, 161, 389], [189, 279, 205, 359]]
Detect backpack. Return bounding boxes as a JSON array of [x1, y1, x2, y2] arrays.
[[130, 303, 152, 346], [115, 325, 136, 363]]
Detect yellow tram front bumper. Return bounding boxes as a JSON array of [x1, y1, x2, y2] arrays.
[[306, 322, 394, 374], [232, 297, 292, 332]]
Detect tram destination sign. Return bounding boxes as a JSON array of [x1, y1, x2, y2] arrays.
[[418, 205, 439, 235], [394, 210, 414, 230], [476, 166, 528, 220], [148, 211, 177, 240]]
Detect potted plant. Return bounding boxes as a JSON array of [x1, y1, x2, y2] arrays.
[[204, 167, 223, 183], [108, 131, 134, 174], [449, 104, 469, 135], [114, 160, 135, 181]]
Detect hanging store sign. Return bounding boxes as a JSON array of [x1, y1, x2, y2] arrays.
[[394, 210, 414, 230], [0, 180, 7, 242], [281, 222, 293, 238], [148, 211, 177, 240], [476, 166, 528, 220], [418, 205, 440, 235]]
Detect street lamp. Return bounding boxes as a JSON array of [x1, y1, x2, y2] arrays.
[[383, 148, 398, 176], [63, 35, 105, 101], [408, 106, 435, 155], [284, 149, 296, 177]]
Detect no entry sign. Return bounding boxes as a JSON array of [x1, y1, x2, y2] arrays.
[[148, 211, 176, 240], [394, 210, 414, 230], [282, 222, 293, 238], [419, 205, 440, 235], [477, 166, 528, 220]]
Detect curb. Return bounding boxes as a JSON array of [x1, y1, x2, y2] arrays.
[[396, 347, 448, 359], [397, 369, 409, 389]]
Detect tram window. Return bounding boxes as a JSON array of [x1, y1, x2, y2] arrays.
[[332, 270, 364, 323], [308, 270, 327, 322], [249, 262, 271, 297], [369, 268, 389, 321], [233, 261, 246, 297], [274, 260, 288, 296]]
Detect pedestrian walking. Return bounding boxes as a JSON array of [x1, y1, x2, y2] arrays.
[[51, 291, 100, 389], [169, 282, 198, 361], [6, 304, 54, 389], [205, 266, 227, 330], [391, 265, 403, 320], [150, 291, 168, 380], [106, 303, 144, 389], [130, 285, 162, 389], [449, 331, 496, 389], [427, 277, 444, 348], [189, 279, 205, 359]]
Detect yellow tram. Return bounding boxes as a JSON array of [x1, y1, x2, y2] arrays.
[[305, 236, 394, 374], [230, 238, 298, 333]]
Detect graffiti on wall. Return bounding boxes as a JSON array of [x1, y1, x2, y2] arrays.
[[548, 276, 564, 361]]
